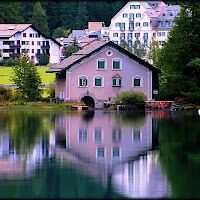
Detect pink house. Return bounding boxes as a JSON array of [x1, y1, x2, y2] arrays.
[[46, 40, 160, 108]]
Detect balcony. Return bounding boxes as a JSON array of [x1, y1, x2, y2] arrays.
[[41, 45, 50, 49], [9, 52, 20, 57], [143, 36, 148, 40], [9, 44, 21, 49]]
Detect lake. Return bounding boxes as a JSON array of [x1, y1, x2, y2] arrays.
[[0, 109, 199, 199]]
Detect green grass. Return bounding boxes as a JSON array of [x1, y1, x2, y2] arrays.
[[0, 67, 55, 84]]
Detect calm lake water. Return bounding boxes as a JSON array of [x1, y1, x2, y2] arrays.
[[0, 109, 199, 199]]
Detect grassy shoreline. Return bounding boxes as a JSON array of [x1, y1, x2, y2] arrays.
[[0, 101, 86, 110]]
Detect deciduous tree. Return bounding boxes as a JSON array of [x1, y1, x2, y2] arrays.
[[12, 53, 43, 101]]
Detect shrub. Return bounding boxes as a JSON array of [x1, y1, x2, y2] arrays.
[[114, 90, 147, 107], [0, 86, 13, 100], [182, 92, 200, 104], [39, 53, 49, 66], [47, 83, 55, 98]]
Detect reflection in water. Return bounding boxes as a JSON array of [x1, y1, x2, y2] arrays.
[[0, 110, 199, 198]]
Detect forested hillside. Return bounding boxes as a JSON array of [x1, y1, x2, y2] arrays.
[[0, 1, 128, 36], [0, 1, 181, 37]]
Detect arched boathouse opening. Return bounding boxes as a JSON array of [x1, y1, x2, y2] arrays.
[[81, 96, 95, 109]]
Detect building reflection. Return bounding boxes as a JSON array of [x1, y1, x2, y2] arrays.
[[0, 110, 170, 198]]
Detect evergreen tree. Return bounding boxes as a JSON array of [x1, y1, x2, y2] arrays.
[[12, 53, 43, 101], [64, 45, 79, 58], [157, 1, 200, 100], [74, 1, 88, 29], [39, 53, 49, 66], [31, 1, 49, 35], [120, 41, 132, 53], [0, 2, 23, 23]]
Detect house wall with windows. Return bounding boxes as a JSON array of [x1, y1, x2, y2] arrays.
[[55, 111, 153, 164], [108, 1, 180, 50], [0, 24, 61, 64], [65, 46, 152, 105], [48, 41, 160, 108]]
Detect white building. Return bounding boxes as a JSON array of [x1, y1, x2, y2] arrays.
[[0, 24, 62, 64], [108, 1, 180, 48]]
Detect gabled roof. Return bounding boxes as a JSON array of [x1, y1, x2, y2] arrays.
[[0, 24, 61, 46], [46, 40, 161, 74]]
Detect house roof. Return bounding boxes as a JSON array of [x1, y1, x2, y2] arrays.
[[0, 24, 61, 46], [46, 40, 161, 74]]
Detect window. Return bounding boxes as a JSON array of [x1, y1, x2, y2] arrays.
[[112, 59, 121, 70], [135, 33, 140, 38], [128, 41, 132, 47], [79, 76, 88, 87], [144, 40, 148, 47], [32, 49, 34, 53], [60, 92, 62, 99], [162, 32, 166, 36], [115, 22, 120, 27], [94, 76, 104, 87], [23, 33, 26, 37], [79, 129, 87, 143], [129, 23, 134, 30], [37, 41, 41, 46], [136, 13, 141, 18], [94, 128, 103, 144], [113, 33, 118, 37], [112, 77, 122, 87], [22, 41, 25, 45], [119, 22, 125, 30], [32, 41, 34, 45], [97, 148, 104, 158], [157, 32, 162, 37], [130, 5, 140, 9], [123, 13, 128, 18], [97, 59, 106, 70], [133, 76, 143, 87], [132, 129, 141, 142], [143, 33, 148, 39], [113, 147, 120, 157], [129, 13, 134, 21], [120, 33, 125, 40], [63, 92, 65, 99], [112, 128, 121, 143], [35, 33, 39, 38], [29, 33, 34, 37], [128, 33, 132, 39], [135, 22, 140, 27], [143, 22, 149, 27]]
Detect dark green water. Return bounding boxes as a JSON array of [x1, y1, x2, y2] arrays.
[[0, 109, 199, 199]]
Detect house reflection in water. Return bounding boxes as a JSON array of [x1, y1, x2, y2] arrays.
[[55, 110, 153, 165], [54, 111, 169, 198]]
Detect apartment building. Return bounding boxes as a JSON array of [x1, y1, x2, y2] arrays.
[[108, 1, 180, 48], [0, 24, 62, 64]]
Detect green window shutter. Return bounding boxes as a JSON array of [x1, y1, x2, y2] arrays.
[[79, 78, 82, 86], [95, 78, 101, 86], [113, 61, 120, 69], [98, 61, 104, 69], [113, 78, 116, 86], [134, 78, 140, 86], [119, 78, 122, 86]]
